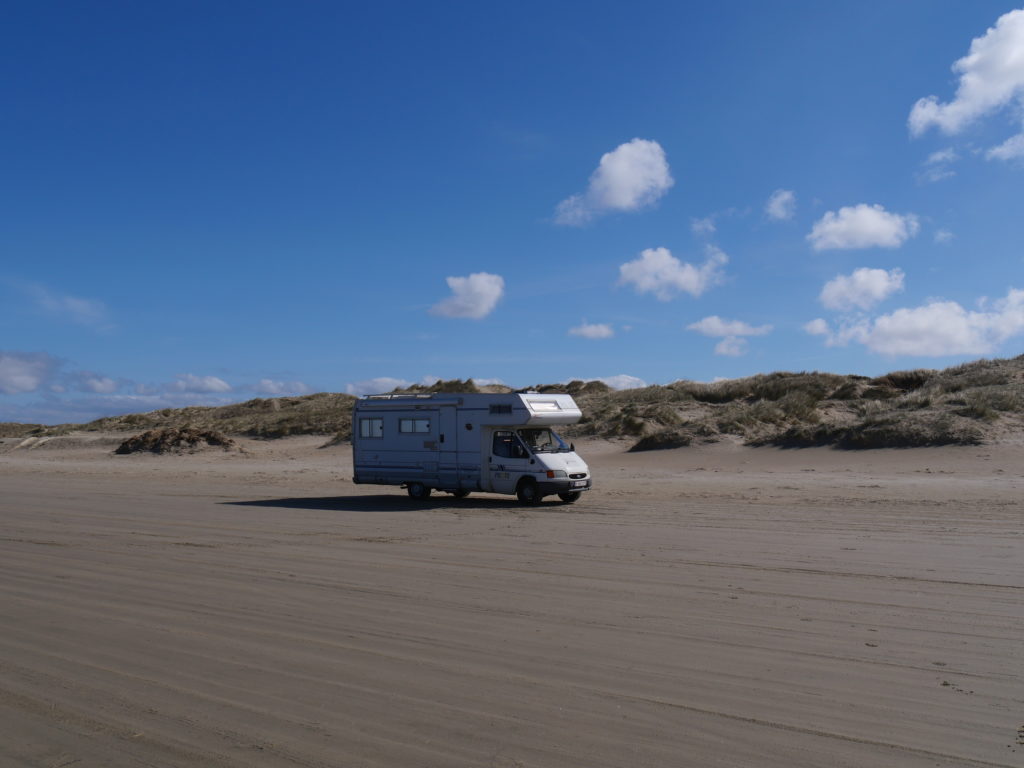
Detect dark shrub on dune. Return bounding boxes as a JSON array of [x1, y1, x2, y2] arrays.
[[115, 428, 237, 455]]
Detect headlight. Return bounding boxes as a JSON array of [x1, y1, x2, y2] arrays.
[[546, 469, 567, 478]]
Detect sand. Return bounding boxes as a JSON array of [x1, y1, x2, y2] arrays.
[[0, 434, 1020, 767]]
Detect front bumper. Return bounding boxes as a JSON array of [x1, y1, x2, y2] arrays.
[[537, 477, 592, 495]]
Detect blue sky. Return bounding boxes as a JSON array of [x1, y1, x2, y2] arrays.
[[3, 1, 1024, 423]]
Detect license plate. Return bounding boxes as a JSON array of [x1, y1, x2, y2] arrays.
[[571, 480, 587, 487]]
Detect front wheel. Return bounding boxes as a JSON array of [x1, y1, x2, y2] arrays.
[[516, 479, 541, 505], [558, 491, 581, 503], [407, 482, 431, 499]]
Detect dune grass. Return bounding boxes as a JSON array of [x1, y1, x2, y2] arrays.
[[4, 355, 1021, 450]]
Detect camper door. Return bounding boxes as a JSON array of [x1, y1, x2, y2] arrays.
[[487, 429, 531, 494], [437, 405, 458, 489]]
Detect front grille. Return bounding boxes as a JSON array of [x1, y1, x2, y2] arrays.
[[569, 472, 587, 479]]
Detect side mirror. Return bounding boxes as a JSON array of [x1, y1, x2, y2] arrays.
[[570, 442, 575, 451]]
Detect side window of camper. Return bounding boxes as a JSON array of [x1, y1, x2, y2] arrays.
[[399, 418, 430, 434], [359, 418, 383, 438], [492, 430, 528, 459]]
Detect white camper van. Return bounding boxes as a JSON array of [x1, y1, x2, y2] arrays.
[[351, 392, 592, 504]]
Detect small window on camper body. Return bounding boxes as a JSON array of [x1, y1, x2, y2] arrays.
[[399, 418, 430, 434], [359, 418, 383, 438], [489, 404, 512, 414]]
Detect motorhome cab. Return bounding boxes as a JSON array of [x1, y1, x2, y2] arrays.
[[351, 392, 592, 504]]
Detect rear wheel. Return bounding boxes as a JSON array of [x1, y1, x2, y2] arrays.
[[558, 491, 581, 503], [406, 482, 431, 499], [516, 479, 541, 505]]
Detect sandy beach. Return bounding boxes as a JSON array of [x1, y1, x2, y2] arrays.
[[0, 435, 1021, 767]]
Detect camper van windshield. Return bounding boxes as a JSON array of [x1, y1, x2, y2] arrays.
[[517, 428, 569, 453]]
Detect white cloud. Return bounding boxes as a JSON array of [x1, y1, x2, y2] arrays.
[[713, 337, 748, 356], [819, 267, 905, 312], [920, 166, 955, 183], [691, 216, 716, 236], [686, 316, 773, 338], [76, 373, 119, 394], [345, 377, 411, 396], [0, 351, 59, 395], [553, 195, 591, 226], [927, 148, 958, 164], [25, 284, 110, 327], [170, 374, 232, 393], [765, 189, 796, 220], [934, 229, 955, 244], [802, 317, 870, 348], [808, 288, 1024, 356], [919, 147, 958, 182], [598, 374, 647, 390], [688, 316, 772, 357], [0, 392, 241, 425], [430, 272, 504, 319], [619, 245, 727, 301], [909, 10, 1024, 138], [986, 132, 1024, 160], [804, 318, 830, 337], [555, 138, 674, 225], [867, 291, 1024, 355], [569, 322, 614, 339], [807, 204, 919, 251], [255, 378, 310, 396]]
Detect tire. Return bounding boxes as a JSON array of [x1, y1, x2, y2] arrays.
[[516, 479, 541, 505], [558, 491, 581, 503], [451, 489, 470, 499], [406, 482, 431, 499]]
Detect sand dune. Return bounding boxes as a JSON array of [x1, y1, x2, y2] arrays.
[[0, 436, 1020, 767]]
